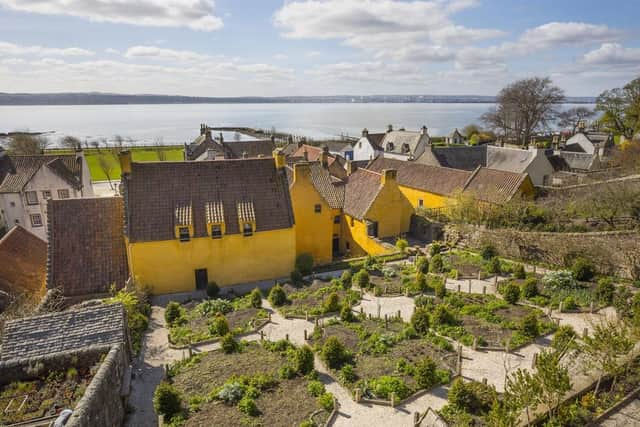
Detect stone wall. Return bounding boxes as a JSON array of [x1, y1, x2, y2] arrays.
[[67, 343, 128, 427], [446, 224, 640, 279], [409, 215, 443, 243]]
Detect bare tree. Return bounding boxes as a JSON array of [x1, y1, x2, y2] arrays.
[[557, 107, 595, 133], [60, 135, 82, 150], [7, 134, 49, 154], [97, 156, 115, 190], [90, 139, 100, 151], [482, 77, 565, 146], [113, 134, 124, 150], [153, 137, 167, 161]]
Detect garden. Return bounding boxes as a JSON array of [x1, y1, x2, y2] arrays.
[[155, 340, 333, 427], [0, 360, 101, 424], [308, 316, 455, 402], [165, 289, 268, 347]]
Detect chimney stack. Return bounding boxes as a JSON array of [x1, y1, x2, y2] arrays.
[[362, 128, 369, 138], [293, 162, 311, 183], [387, 124, 393, 133], [273, 149, 286, 169], [200, 124, 206, 136], [119, 150, 132, 176], [320, 146, 329, 168], [421, 125, 428, 136], [346, 160, 354, 176]]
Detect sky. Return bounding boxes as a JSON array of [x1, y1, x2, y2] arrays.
[[0, 0, 638, 97]]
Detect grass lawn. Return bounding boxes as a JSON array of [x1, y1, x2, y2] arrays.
[[85, 147, 184, 181]]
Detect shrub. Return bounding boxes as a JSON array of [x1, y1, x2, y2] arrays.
[[414, 357, 439, 389], [430, 254, 444, 273], [238, 396, 260, 416], [522, 278, 538, 298], [198, 299, 232, 316], [279, 365, 296, 379], [354, 269, 370, 288], [299, 420, 315, 427], [249, 288, 262, 308], [338, 364, 356, 383], [434, 279, 447, 298], [595, 278, 615, 305], [216, 382, 244, 403], [307, 380, 325, 397], [562, 296, 577, 311], [369, 376, 410, 400], [411, 308, 431, 334], [294, 345, 315, 375], [429, 242, 442, 257], [431, 305, 456, 327], [448, 269, 459, 280], [340, 304, 355, 322], [552, 325, 577, 351], [165, 302, 182, 325], [448, 378, 473, 410], [396, 238, 409, 253], [323, 292, 340, 313], [520, 313, 539, 338], [269, 284, 287, 306], [514, 264, 526, 279], [317, 393, 334, 411], [221, 333, 238, 354], [416, 256, 429, 274], [542, 270, 578, 292], [486, 257, 501, 274], [321, 336, 348, 369], [480, 244, 497, 260], [153, 382, 182, 420], [290, 269, 303, 285], [206, 282, 220, 298], [501, 283, 520, 305], [415, 272, 429, 293], [209, 314, 230, 336], [340, 270, 353, 289], [296, 253, 314, 276], [571, 258, 595, 282]]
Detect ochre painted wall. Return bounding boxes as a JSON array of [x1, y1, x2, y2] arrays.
[[126, 228, 296, 294], [289, 167, 334, 265], [341, 214, 390, 257], [398, 185, 449, 210]]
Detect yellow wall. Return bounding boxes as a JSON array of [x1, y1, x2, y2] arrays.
[[289, 166, 334, 265], [398, 185, 449, 210], [126, 228, 296, 294], [341, 214, 389, 257], [518, 177, 535, 198]]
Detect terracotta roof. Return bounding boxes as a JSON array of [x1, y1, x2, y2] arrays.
[[47, 197, 129, 297], [123, 158, 294, 242], [463, 167, 528, 204], [291, 145, 335, 164], [0, 302, 127, 362], [286, 162, 345, 209], [366, 156, 471, 196], [0, 226, 46, 296], [0, 154, 82, 193], [343, 168, 383, 219], [288, 145, 348, 180]]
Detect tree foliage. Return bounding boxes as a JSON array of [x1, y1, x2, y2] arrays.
[[596, 76, 640, 138], [557, 107, 595, 133], [7, 134, 49, 154]]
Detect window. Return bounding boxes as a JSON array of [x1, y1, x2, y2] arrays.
[[25, 191, 38, 205], [14, 219, 19, 224], [350, 218, 354, 227], [58, 189, 70, 199], [333, 215, 341, 224], [418, 199, 424, 207], [386, 142, 395, 151], [178, 227, 190, 242], [9, 201, 15, 207], [402, 143, 410, 154], [30, 214, 43, 227], [366, 221, 379, 238], [211, 224, 222, 239], [314, 204, 322, 213], [358, 141, 362, 148], [243, 222, 253, 237], [42, 190, 52, 199], [346, 242, 350, 250]]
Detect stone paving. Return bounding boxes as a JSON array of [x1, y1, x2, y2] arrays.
[[599, 397, 640, 426]]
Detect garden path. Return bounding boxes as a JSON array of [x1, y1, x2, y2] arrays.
[[598, 396, 640, 426]]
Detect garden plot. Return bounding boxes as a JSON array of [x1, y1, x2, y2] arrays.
[[0, 363, 100, 425], [274, 279, 361, 318], [167, 293, 268, 346], [167, 341, 332, 427], [309, 318, 455, 401], [418, 293, 556, 348]]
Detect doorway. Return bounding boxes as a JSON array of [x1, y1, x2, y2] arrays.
[[332, 236, 340, 257], [195, 269, 208, 291]]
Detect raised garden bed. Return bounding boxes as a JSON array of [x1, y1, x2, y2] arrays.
[[309, 318, 455, 401], [0, 363, 100, 424], [168, 294, 268, 346], [277, 279, 361, 318], [168, 341, 332, 427]]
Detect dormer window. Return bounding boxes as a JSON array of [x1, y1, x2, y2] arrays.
[[314, 204, 322, 213], [238, 200, 256, 237], [206, 201, 225, 239], [178, 227, 190, 242], [174, 202, 193, 242], [243, 222, 253, 236], [386, 142, 395, 151], [401, 143, 410, 154], [211, 224, 223, 239]]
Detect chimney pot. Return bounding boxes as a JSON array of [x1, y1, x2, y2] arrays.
[[362, 128, 369, 137], [387, 124, 393, 133]]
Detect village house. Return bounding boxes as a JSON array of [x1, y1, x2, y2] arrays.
[[288, 143, 348, 179], [184, 124, 276, 161], [0, 149, 93, 241], [445, 128, 465, 145], [563, 125, 614, 157], [353, 125, 430, 161]]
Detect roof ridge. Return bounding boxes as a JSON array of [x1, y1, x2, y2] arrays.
[[462, 165, 482, 191]]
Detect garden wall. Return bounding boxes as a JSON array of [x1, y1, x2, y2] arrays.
[[446, 224, 640, 280]]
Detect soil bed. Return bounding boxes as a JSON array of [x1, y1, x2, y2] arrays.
[[278, 279, 361, 317]]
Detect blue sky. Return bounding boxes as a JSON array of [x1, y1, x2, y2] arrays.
[[0, 0, 638, 96]]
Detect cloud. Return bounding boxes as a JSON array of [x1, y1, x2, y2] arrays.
[[104, 48, 120, 55], [274, 53, 288, 60], [580, 43, 640, 67], [520, 22, 620, 48], [0, 0, 223, 31], [0, 41, 94, 57], [125, 46, 210, 62], [306, 51, 321, 58]]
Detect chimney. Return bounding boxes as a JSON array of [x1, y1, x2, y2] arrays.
[[421, 125, 428, 136], [206, 149, 216, 161], [242, 151, 248, 159], [320, 145, 329, 168], [218, 132, 223, 143], [387, 124, 393, 133], [362, 128, 369, 138], [303, 149, 308, 161], [119, 150, 132, 176], [200, 124, 206, 136], [273, 149, 286, 169], [577, 120, 586, 133], [346, 160, 354, 176], [380, 169, 397, 185], [293, 162, 311, 183], [297, 140, 304, 148]]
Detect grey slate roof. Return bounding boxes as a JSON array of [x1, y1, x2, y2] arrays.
[[417, 145, 487, 170], [554, 151, 599, 171], [486, 146, 535, 174], [380, 131, 428, 155], [0, 154, 82, 193], [0, 303, 127, 362]]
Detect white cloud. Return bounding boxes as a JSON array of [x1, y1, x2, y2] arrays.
[[580, 43, 640, 67], [104, 48, 120, 55], [0, 41, 94, 57], [0, 0, 223, 31], [274, 53, 288, 60], [125, 46, 210, 62], [520, 22, 619, 48], [306, 51, 321, 58]]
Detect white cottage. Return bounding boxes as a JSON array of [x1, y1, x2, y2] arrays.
[[353, 125, 430, 161]]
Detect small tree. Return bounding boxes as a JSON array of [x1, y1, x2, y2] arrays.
[[415, 272, 429, 293], [487, 257, 502, 275], [206, 281, 220, 298], [502, 283, 520, 305], [249, 288, 262, 308], [321, 336, 348, 369], [153, 382, 182, 421], [323, 292, 340, 313], [571, 258, 595, 282], [7, 134, 48, 154], [522, 278, 538, 298], [514, 264, 526, 280], [293, 345, 315, 375], [295, 253, 314, 276], [411, 308, 431, 334], [595, 278, 615, 305], [505, 368, 539, 425], [431, 305, 456, 327], [480, 244, 497, 260], [340, 270, 353, 288], [414, 357, 439, 389], [221, 333, 238, 354], [268, 284, 287, 306], [551, 325, 577, 352], [396, 238, 408, 254], [61, 135, 82, 150], [416, 256, 429, 273], [354, 269, 370, 288], [533, 350, 571, 422], [165, 301, 182, 325], [340, 304, 355, 322], [430, 254, 444, 273], [520, 313, 539, 338]]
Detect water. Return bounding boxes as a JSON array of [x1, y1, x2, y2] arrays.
[[0, 103, 594, 147]]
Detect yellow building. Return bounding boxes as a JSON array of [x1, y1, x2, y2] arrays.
[[120, 151, 297, 294]]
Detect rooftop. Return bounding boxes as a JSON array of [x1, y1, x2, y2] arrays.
[[286, 162, 345, 209], [0, 226, 46, 296], [343, 168, 383, 219], [0, 154, 83, 193]]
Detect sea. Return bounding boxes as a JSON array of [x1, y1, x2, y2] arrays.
[[0, 103, 595, 147]]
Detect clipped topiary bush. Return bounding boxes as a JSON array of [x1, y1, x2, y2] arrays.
[[153, 382, 183, 421], [209, 314, 230, 336], [562, 295, 577, 311], [551, 325, 577, 351], [354, 269, 370, 288], [431, 305, 457, 327], [221, 333, 238, 354], [486, 257, 502, 275], [296, 253, 314, 276], [321, 336, 349, 369], [411, 308, 431, 334], [206, 281, 220, 298], [293, 345, 315, 375], [571, 257, 596, 282], [369, 376, 410, 400], [396, 238, 409, 253], [430, 254, 444, 273], [520, 313, 539, 338], [340, 304, 355, 322], [269, 283, 287, 306], [340, 270, 353, 289], [414, 357, 439, 389], [514, 264, 526, 280], [307, 380, 325, 397], [416, 256, 429, 274], [323, 292, 340, 313], [165, 301, 182, 325], [317, 392, 334, 411], [595, 277, 615, 305], [480, 244, 497, 260], [338, 364, 356, 383], [429, 242, 442, 257], [250, 287, 262, 308], [238, 396, 260, 416], [501, 283, 520, 304], [522, 278, 538, 298]]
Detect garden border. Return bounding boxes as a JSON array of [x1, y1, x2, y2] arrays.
[[590, 384, 640, 424], [167, 318, 271, 350]]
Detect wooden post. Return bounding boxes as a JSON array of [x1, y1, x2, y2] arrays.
[[286, 333, 289, 341], [397, 309, 401, 319], [414, 412, 420, 425], [505, 342, 510, 354], [188, 346, 193, 358], [482, 378, 487, 385], [494, 275, 498, 287], [457, 345, 462, 375], [477, 271, 482, 280], [368, 313, 372, 320], [360, 307, 364, 314], [390, 392, 395, 408], [468, 279, 472, 294], [260, 330, 264, 340], [305, 311, 309, 321], [583, 327, 588, 338], [268, 312, 272, 322], [354, 389, 361, 402], [457, 284, 461, 293], [472, 337, 477, 351], [558, 301, 563, 313], [482, 285, 486, 295], [532, 352, 538, 369], [315, 318, 319, 326], [377, 303, 381, 319], [590, 301, 595, 313], [159, 414, 164, 426], [304, 329, 308, 340], [385, 314, 388, 329], [533, 265, 537, 274]]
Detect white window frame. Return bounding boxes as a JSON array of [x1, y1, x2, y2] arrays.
[[58, 189, 70, 199], [42, 190, 52, 199], [25, 191, 38, 205], [30, 213, 43, 227]]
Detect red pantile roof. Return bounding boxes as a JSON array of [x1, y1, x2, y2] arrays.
[[0, 226, 46, 296], [343, 168, 383, 219]]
